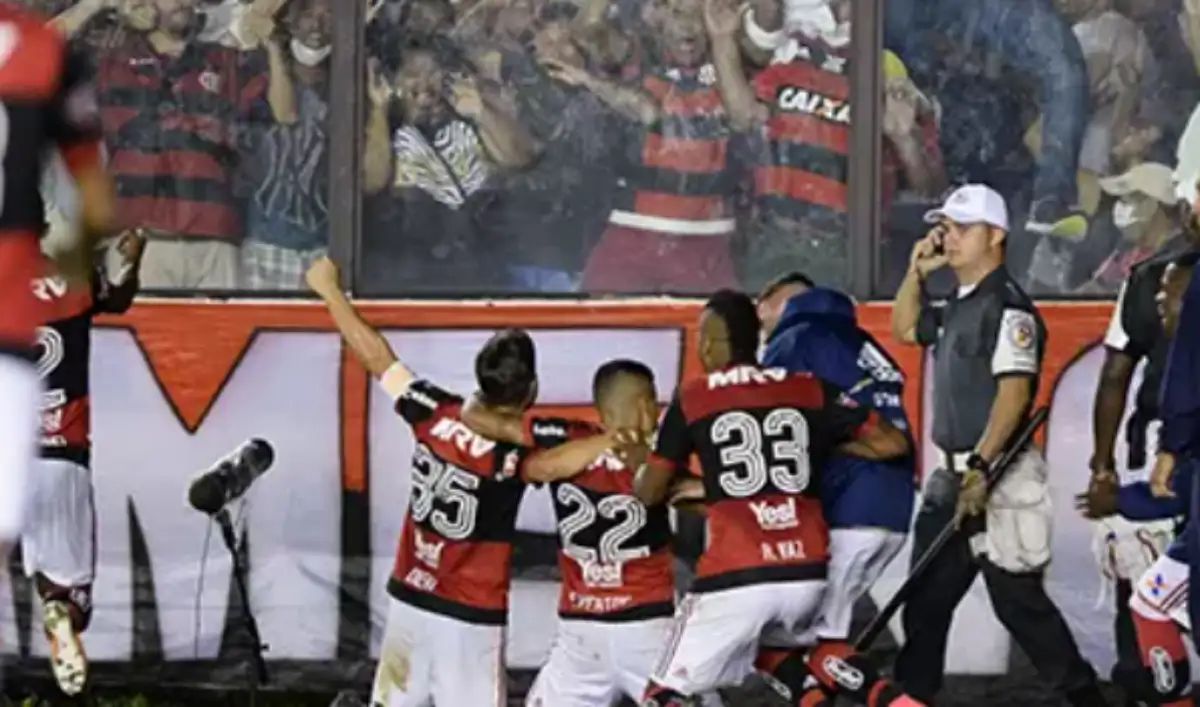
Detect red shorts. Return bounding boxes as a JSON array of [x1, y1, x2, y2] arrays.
[[0, 233, 49, 354], [581, 224, 737, 294]]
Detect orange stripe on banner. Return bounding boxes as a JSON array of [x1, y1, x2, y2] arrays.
[[340, 346, 369, 493], [96, 300, 1115, 477]]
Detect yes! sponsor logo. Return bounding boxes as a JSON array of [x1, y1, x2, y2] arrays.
[[749, 497, 799, 530]]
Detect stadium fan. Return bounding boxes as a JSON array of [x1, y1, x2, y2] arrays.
[[635, 290, 920, 707], [0, 0, 112, 628]]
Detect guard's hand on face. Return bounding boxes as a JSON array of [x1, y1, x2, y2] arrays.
[[1150, 452, 1178, 498], [910, 224, 950, 278], [955, 469, 988, 525]]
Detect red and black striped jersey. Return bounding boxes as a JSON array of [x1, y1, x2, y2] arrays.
[[388, 379, 530, 625], [652, 365, 880, 592], [609, 64, 737, 234], [750, 43, 938, 232], [36, 264, 138, 467], [0, 3, 103, 236], [751, 47, 851, 229], [524, 416, 674, 622]]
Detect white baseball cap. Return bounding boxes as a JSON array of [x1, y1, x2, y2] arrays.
[[923, 184, 1010, 231]]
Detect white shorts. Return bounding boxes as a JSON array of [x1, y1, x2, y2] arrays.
[[1131, 552, 1190, 631], [527, 616, 673, 706], [793, 527, 906, 644], [649, 580, 826, 697], [371, 598, 507, 707], [20, 458, 95, 588]]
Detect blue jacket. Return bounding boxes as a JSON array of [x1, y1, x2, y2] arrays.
[[762, 288, 916, 532], [1161, 273, 1200, 459]]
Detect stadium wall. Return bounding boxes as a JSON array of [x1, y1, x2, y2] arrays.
[[0, 299, 1171, 691]]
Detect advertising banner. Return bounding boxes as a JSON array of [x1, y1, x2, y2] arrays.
[[0, 299, 1151, 691]]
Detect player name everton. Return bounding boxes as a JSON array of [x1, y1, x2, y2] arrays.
[[568, 592, 633, 613]]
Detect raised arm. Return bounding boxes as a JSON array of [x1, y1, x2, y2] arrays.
[[892, 226, 948, 345], [705, 0, 767, 131], [305, 258, 413, 396]]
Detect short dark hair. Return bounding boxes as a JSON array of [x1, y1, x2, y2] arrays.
[[592, 359, 655, 404], [705, 289, 761, 363], [475, 329, 537, 407], [757, 271, 815, 302]]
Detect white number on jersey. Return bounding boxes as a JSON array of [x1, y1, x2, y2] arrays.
[[410, 444, 481, 540], [34, 325, 67, 411], [710, 408, 811, 498], [556, 484, 651, 565]]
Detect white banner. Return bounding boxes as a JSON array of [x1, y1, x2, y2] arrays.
[[0, 316, 1164, 684]]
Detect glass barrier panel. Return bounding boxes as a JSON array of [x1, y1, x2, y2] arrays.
[[357, 0, 857, 297], [41, 0, 333, 294], [876, 0, 1198, 297]]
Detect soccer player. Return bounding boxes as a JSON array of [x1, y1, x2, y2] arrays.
[[0, 3, 112, 560], [635, 290, 922, 707], [1132, 251, 1200, 707], [307, 257, 630, 706], [307, 256, 527, 706], [462, 358, 691, 706], [22, 229, 143, 695]]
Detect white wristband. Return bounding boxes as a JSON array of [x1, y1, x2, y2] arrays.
[[379, 362, 412, 402]]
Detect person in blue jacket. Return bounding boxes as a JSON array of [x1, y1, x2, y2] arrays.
[[757, 272, 917, 649]]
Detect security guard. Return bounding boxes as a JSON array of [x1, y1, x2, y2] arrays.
[[889, 184, 1108, 706]]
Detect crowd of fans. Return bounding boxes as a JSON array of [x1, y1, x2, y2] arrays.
[[26, 0, 1200, 296]]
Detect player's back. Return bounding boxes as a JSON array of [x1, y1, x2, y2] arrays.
[[0, 4, 78, 237], [390, 379, 528, 626], [527, 417, 675, 621], [662, 364, 877, 592]]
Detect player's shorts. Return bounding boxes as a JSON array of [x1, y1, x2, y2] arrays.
[[1130, 537, 1190, 631], [371, 597, 507, 707], [20, 458, 95, 591], [791, 527, 906, 644], [0, 233, 49, 353], [649, 580, 826, 697], [526, 616, 673, 706]]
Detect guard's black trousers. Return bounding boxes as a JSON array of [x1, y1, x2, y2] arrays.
[[893, 469, 1102, 705]]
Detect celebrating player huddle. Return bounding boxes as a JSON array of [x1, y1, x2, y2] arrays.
[[307, 257, 924, 707]]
